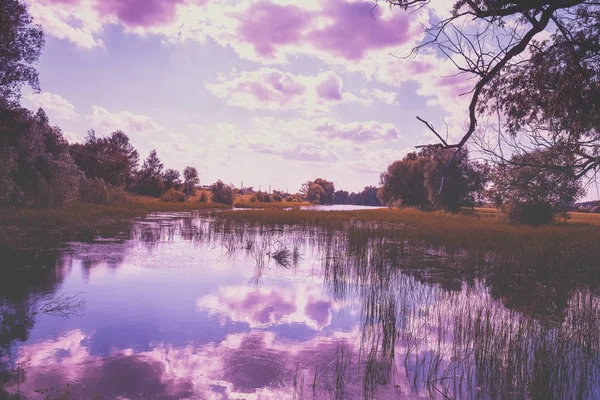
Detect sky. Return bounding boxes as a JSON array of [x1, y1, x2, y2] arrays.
[[21, 0, 485, 193]]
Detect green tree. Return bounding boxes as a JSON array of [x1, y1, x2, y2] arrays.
[[162, 168, 181, 191], [387, 1, 600, 182], [424, 148, 490, 213], [183, 166, 199, 200], [301, 178, 335, 204], [379, 147, 488, 213], [211, 180, 234, 205], [0, 0, 44, 102], [487, 148, 584, 224], [70, 130, 139, 187], [378, 152, 429, 208], [133, 150, 164, 197], [0, 103, 80, 205]]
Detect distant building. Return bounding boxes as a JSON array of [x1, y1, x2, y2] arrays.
[[589, 205, 600, 213]]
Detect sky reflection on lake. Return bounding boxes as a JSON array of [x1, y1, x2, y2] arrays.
[[1, 212, 599, 399]]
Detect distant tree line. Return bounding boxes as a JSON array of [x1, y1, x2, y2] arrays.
[[0, 104, 217, 206], [333, 186, 381, 206], [299, 179, 382, 207]]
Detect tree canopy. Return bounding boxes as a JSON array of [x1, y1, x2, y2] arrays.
[[486, 148, 584, 223], [301, 178, 335, 205], [379, 146, 489, 212], [387, 0, 600, 180], [0, 0, 44, 102], [70, 130, 139, 187]]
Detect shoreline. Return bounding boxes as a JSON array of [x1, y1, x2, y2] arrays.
[[1, 201, 599, 261]]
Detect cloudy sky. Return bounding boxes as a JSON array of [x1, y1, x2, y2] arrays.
[[22, 0, 471, 193]]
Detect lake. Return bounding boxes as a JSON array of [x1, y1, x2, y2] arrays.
[[0, 211, 598, 399]]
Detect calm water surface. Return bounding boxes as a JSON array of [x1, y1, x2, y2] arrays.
[[0, 211, 598, 399]]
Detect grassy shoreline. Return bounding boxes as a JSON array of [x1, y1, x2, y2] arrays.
[[2, 199, 599, 258], [0, 197, 229, 254], [212, 207, 600, 273], [0, 195, 313, 254]]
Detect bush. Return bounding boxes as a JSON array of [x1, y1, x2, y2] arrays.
[[250, 196, 257, 202], [107, 185, 129, 203], [79, 178, 109, 204], [286, 196, 294, 202], [211, 180, 235, 205], [198, 191, 208, 203], [504, 200, 555, 225], [131, 175, 165, 198], [161, 188, 186, 202], [272, 194, 283, 202]]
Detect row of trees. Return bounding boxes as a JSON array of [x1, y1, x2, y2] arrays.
[[300, 178, 336, 205], [0, 104, 81, 206], [378, 145, 583, 224], [0, 102, 205, 206], [0, 0, 231, 207], [71, 131, 201, 200], [334, 186, 381, 206], [300, 180, 382, 207], [298, 144, 582, 224]]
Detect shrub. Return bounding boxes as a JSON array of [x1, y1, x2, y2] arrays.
[[250, 196, 257, 203], [211, 180, 235, 205], [160, 188, 186, 202], [198, 191, 208, 203], [263, 194, 272, 203], [286, 196, 294, 202], [273, 194, 283, 202], [79, 178, 109, 204], [504, 200, 555, 225], [107, 185, 129, 203]]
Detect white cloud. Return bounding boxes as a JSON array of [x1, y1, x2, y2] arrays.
[[205, 68, 363, 115], [27, 0, 105, 48], [88, 105, 162, 135], [26, 92, 77, 120], [361, 88, 398, 105]]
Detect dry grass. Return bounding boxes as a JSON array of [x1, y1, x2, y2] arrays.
[[0, 195, 229, 253], [210, 207, 600, 273]]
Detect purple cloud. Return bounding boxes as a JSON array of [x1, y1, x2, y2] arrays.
[[44, 0, 80, 4], [235, 2, 312, 57], [235, 0, 418, 62], [237, 70, 306, 104], [95, 0, 186, 28], [316, 72, 343, 101], [315, 120, 400, 143], [309, 0, 415, 60], [304, 300, 332, 327]]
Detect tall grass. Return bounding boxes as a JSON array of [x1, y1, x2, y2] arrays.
[[4, 208, 599, 398], [146, 209, 599, 398]]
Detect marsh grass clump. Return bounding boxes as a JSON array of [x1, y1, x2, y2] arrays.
[[271, 246, 293, 268], [198, 191, 208, 203]]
